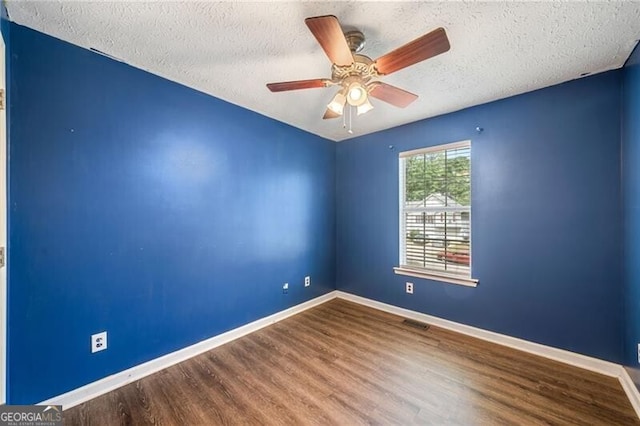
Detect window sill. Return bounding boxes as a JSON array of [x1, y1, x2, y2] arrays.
[[393, 266, 478, 288]]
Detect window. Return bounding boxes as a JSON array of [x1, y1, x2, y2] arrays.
[[394, 140, 477, 287]]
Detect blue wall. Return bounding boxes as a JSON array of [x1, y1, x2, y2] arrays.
[[336, 71, 623, 363], [7, 23, 336, 404], [623, 44, 640, 379]]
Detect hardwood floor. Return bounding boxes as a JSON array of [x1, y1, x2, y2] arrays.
[[64, 299, 639, 425]]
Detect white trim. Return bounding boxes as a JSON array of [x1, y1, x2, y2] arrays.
[[398, 156, 406, 267], [336, 291, 621, 376], [335, 291, 640, 419], [399, 139, 470, 158], [0, 29, 6, 406], [403, 206, 469, 213], [36, 289, 640, 419], [393, 266, 478, 287], [39, 291, 338, 409], [619, 369, 640, 419]]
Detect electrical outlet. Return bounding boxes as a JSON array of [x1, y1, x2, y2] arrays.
[[283, 283, 289, 294], [304, 276, 311, 287], [637, 343, 640, 364], [406, 282, 414, 294], [91, 331, 107, 353]]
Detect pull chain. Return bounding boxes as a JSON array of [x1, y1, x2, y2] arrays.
[[342, 106, 346, 130]]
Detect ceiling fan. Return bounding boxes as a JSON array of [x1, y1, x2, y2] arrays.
[[266, 15, 450, 122]]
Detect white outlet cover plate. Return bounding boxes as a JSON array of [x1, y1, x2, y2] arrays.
[[91, 331, 108, 353], [305, 276, 310, 287], [406, 282, 414, 294]]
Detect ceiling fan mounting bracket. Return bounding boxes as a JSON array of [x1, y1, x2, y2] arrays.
[[344, 30, 366, 53]]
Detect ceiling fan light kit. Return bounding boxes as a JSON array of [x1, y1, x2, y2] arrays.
[[266, 15, 451, 134], [357, 97, 374, 116], [327, 91, 346, 115], [346, 81, 367, 106]]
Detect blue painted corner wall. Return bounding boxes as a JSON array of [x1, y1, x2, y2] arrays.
[[623, 43, 640, 381], [336, 71, 624, 363], [7, 23, 336, 404]]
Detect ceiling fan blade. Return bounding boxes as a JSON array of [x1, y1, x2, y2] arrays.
[[374, 27, 450, 75], [267, 79, 331, 92], [323, 108, 341, 119], [305, 15, 354, 66], [369, 82, 418, 108]]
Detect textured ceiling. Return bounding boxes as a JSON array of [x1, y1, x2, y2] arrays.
[[7, 1, 640, 141]]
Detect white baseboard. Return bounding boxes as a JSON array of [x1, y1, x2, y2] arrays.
[[38, 288, 640, 419], [335, 290, 640, 419], [40, 291, 338, 409], [619, 368, 640, 419], [335, 291, 620, 376]]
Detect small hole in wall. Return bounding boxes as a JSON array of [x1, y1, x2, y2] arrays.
[[580, 72, 591, 77]]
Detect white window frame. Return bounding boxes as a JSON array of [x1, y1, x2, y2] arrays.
[[394, 140, 478, 287]]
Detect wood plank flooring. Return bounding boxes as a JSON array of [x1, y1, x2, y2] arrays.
[[64, 299, 639, 425]]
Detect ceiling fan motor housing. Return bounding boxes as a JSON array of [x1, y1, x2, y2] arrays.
[[344, 30, 366, 53], [331, 54, 378, 83]]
